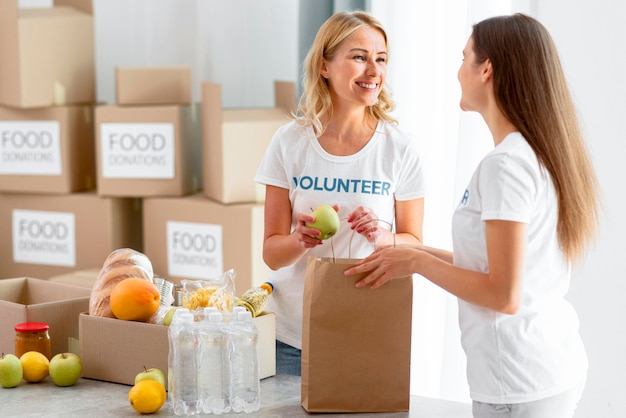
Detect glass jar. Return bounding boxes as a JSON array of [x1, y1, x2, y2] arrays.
[[14, 322, 51, 359]]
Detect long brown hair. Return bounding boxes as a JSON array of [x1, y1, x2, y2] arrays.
[[472, 13, 600, 262], [296, 11, 396, 135]]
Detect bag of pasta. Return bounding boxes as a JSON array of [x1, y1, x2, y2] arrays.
[[181, 268, 236, 315]]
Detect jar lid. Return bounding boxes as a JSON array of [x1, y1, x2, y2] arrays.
[[15, 322, 50, 333]]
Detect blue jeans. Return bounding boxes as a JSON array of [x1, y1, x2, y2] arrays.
[[276, 340, 301, 376]]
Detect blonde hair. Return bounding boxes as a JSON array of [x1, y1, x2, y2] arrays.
[[472, 13, 601, 262], [296, 11, 396, 135]]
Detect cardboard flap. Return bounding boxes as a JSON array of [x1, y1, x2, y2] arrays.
[[0, 278, 27, 302]]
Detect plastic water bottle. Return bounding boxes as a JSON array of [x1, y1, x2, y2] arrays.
[[168, 312, 201, 416], [199, 311, 231, 414], [230, 310, 261, 413]]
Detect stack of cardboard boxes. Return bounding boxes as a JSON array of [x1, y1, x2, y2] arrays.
[[0, 0, 143, 281], [0, 0, 291, 384]]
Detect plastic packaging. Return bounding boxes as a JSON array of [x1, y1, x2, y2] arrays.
[[235, 282, 274, 318], [168, 312, 201, 416], [199, 311, 231, 414], [230, 310, 261, 413]]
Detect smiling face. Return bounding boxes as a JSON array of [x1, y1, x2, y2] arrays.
[[321, 26, 387, 110]]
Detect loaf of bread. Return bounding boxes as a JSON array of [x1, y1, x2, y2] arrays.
[[89, 248, 154, 317]]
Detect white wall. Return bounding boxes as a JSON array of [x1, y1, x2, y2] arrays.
[[536, 2, 626, 417], [93, 0, 299, 108]]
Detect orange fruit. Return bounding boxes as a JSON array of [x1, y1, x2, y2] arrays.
[[20, 351, 49, 383], [110, 278, 160, 321], [129, 379, 166, 414]]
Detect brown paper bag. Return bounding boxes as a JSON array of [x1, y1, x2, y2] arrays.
[[301, 256, 413, 413]]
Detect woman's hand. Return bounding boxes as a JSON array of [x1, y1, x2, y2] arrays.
[[295, 211, 324, 248], [347, 206, 383, 243], [344, 246, 421, 289], [294, 204, 340, 248]]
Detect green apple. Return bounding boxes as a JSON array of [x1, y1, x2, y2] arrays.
[[135, 366, 166, 389], [306, 204, 340, 240], [49, 353, 82, 387], [162, 307, 180, 326], [0, 353, 23, 388]]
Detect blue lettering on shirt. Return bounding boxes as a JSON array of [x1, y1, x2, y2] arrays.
[[461, 189, 469, 205], [293, 176, 391, 196]]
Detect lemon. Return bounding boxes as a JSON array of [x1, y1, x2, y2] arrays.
[[129, 379, 167, 414], [20, 351, 49, 383]]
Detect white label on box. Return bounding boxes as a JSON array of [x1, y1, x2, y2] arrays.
[[0, 121, 62, 175], [100, 123, 175, 179], [166, 221, 224, 279], [12, 209, 76, 267]]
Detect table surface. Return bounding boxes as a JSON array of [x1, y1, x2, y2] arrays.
[[0, 374, 472, 417]]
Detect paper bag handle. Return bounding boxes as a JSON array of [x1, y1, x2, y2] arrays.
[[326, 217, 394, 261]]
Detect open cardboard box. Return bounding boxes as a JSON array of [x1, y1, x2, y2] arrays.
[[201, 80, 295, 204], [79, 311, 276, 387], [0, 277, 90, 357]]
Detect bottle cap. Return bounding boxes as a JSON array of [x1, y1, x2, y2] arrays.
[[238, 310, 253, 321], [179, 312, 194, 323], [261, 282, 274, 294], [203, 306, 218, 316], [208, 312, 223, 322]]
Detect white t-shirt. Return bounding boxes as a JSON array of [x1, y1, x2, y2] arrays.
[[255, 120, 424, 349], [452, 132, 588, 404]]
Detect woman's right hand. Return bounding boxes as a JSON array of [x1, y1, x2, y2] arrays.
[[294, 212, 324, 248]]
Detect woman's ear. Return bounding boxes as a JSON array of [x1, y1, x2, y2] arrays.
[[481, 59, 493, 82], [320, 59, 329, 79]]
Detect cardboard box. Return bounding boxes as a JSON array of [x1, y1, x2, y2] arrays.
[[95, 104, 202, 197], [0, 0, 95, 108], [47, 268, 100, 289], [0, 104, 95, 193], [202, 81, 295, 204], [0, 277, 90, 357], [0, 191, 143, 279], [143, 193, 270, 292], [79, 311, 276, 386], [116, 67, 191, 106]]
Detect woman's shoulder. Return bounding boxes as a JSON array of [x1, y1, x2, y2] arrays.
[[377, 121, 421, 150], [272, 119, 312, 139], [481, 132, 542, 176]]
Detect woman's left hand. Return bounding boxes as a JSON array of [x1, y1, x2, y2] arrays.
[[344, 246, 420, 289], [347, 206, 382, 243]]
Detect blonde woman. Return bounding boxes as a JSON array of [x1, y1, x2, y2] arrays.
[[255, 11, 425, 375], [346, 13, 600, 417]]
